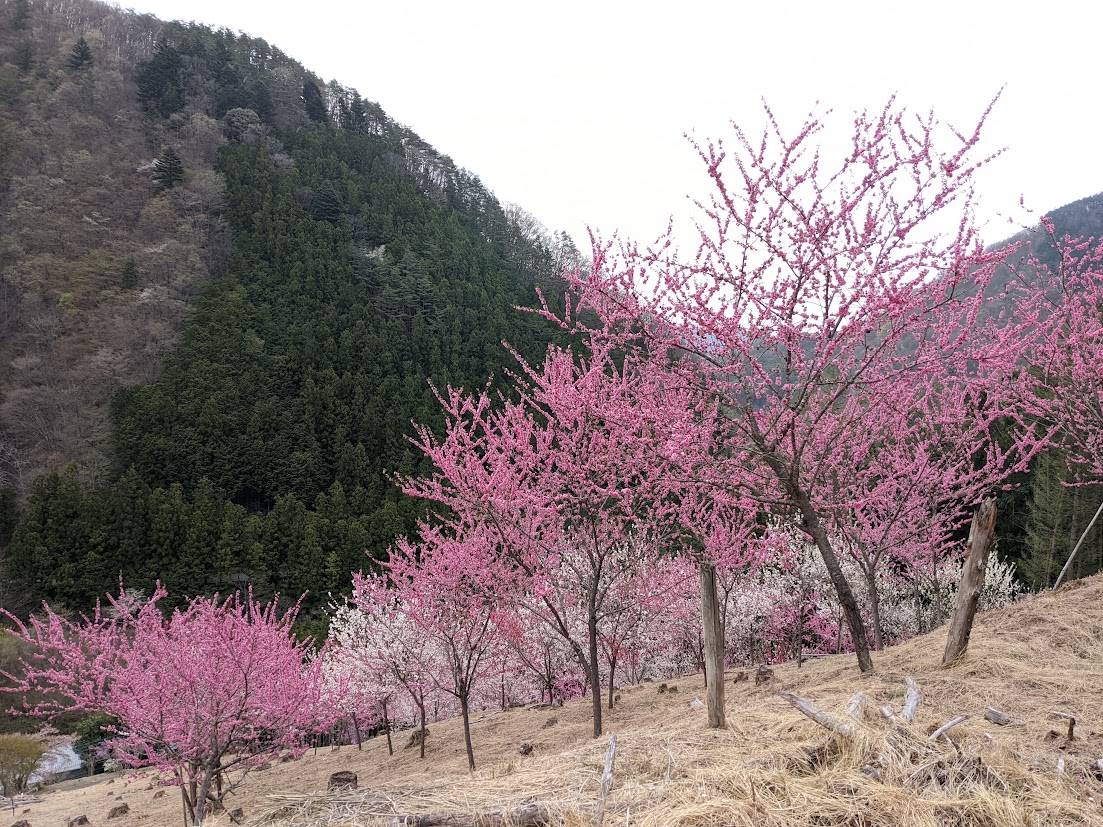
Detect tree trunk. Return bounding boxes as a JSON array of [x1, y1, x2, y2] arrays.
[[607, 653, 617, 711], [864, 567, 884, 651], [178, 775, 193, 827], [699, 560, 726, 728], [352, 711, 362, 751], [943, 499, 997, 665], [418, 699, 427, 760], [795, 492, 873, 672], [382, 699, 393, 756], [460, 690, 476, 771], [588, 607, 603, 737]]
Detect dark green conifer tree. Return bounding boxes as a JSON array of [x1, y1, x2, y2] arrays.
[[66, 36, 93, 72], [11, 0, 29, 30], [120, 259, 139, 290], [136, 36, 184, 117], [152, 147, 184, 190], [303, 80, 327, 124]]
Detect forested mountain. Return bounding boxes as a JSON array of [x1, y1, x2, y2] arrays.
[[0, 0, 580, 618], [0, 0, 1100, 624]]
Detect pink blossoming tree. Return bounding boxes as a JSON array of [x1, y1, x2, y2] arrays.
[[2, 587, 325, 827], [550, 98, 1044, 673]]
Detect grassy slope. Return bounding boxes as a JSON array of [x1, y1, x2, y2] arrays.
[[18, 575, 1103, 827]]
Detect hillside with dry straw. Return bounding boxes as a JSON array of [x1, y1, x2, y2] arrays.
[[14, 576, 1103, 827]]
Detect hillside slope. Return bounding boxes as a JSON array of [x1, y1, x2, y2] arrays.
[[0, 0, 577, 615], [18, 576, 1103, 826]]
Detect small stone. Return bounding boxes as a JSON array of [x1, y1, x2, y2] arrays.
[[229, 807, 245, 824], [519, 742, 534, 756], [152, 789, 167, 799], [543, 716, 558, 729], [107, 803, 130, 818], [68, 817, 91, 827], [732, 671, 748, 684], [327, 770, 358, 791], [11, 819, 32, 827]]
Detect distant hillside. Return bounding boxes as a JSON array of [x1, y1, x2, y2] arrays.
[[0, 0, 580, 615]]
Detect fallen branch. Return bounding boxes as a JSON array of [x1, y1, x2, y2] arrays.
[[928, 716, 968, 743], [779, 692, 855, 739], [846, 692, 869, 720], [388, 804, 552, 826]]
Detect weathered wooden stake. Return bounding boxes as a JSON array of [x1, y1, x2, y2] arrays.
[[594, 733, 618, 827], [699, 561, 726, 729], [943, 498, 997, 665]]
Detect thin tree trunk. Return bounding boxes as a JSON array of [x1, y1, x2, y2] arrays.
[[177, 774, 192, 827], [382, 699, 393, 756], [352, 711, 362, 751], [588, 607, 603, 737], [607, 653, 617, 711], [460, 690, 476, 771], [943, 499, 997, 665], [699, 560, 726, 728], [795, 492, 873, 672], [418, 700, 427, 760], [865, 568, 884, 651]]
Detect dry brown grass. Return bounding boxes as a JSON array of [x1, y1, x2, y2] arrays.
[[18, 576, 1103, 826]]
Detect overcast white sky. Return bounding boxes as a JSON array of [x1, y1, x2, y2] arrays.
[[122, 0, 1101, 250]]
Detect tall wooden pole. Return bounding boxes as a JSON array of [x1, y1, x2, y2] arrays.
[[700, 560, 726, 728]]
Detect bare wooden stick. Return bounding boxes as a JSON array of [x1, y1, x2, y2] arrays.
[[779, 692, 855, 739], [901, 677, 921, 723], [1047, 711, 1075, 740], [594, 733, 618, 827], [983, 707, 1024, 727], [928, 715, 968, 743]]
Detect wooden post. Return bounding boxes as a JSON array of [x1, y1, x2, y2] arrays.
[[593, 733, 617, 827], [699, 560, 726, 729], [942, 498, 997, 665]]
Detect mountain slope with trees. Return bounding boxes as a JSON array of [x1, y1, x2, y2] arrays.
[[0, 0, 579, 616]]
